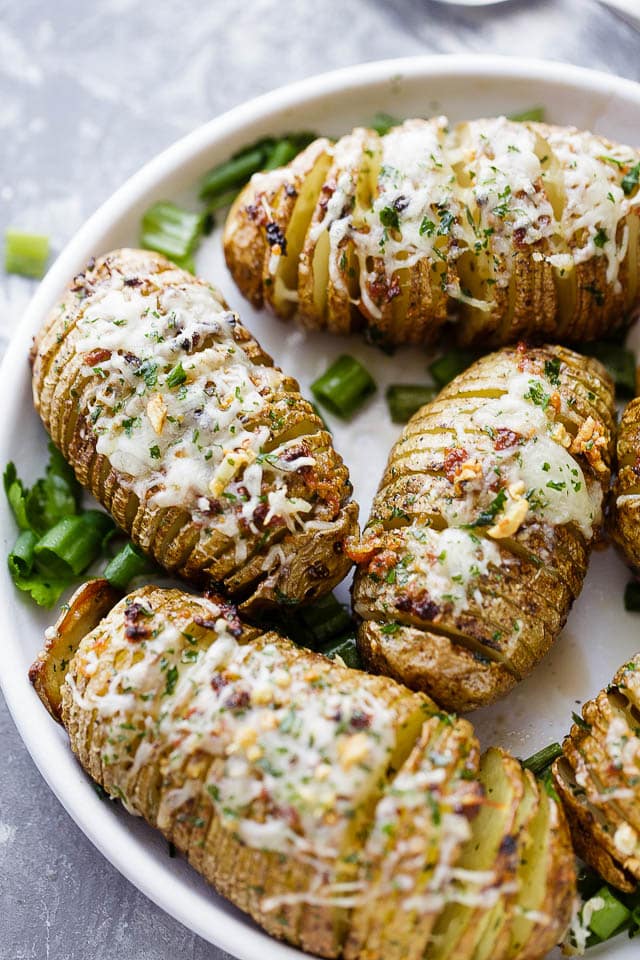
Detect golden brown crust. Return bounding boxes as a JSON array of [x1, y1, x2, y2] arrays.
[[612, 395, 640, 573], [31, 583, 576, 960], [224, 119, 640, 348], [31, 249, 357, 614], [553, 654, 640, 893], [351, 344, 615, 711]]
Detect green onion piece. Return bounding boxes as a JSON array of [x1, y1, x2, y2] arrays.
[[8, 530, 38, 579], [508, 107, 546, 123], [298, 593, 354, 646], [522, 742, 563, 776], [587, 886, 631, 941], [199, 145, 271, 200], [206, 188, 242, 214], [584, 341, 636, 396], [386, 384, 437, 423], [429, 350, 477, 388], [263, 138, 301, 171], [625, 581, 640, 612], [104, 542, 153, 591], [370, 112, 402, 136], [140, 201, 204, 262], [576, 865, 604, 903], [311, 355, 376, 419], [34, 511, 114, 578], [4, 462, 30, 530], [317, 633, 362, 670], [5, 229, 49, 278]]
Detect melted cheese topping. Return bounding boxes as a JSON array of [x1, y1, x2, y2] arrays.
[[398, 527, 501, 615], [263, 117, 640, 311], [544, 125, 639, 288], [72, 269, 318, 553], [69, 593, 397, 864]]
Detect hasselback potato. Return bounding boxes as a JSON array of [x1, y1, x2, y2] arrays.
[[224, 117, 640, 348], [30, 580, 576, 960], [348, 343, 615, 711], [553, 653, 640, 894], [612, 396, 640, 572], [31, 249, 357, 614]]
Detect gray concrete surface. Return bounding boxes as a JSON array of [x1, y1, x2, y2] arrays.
[[1, 0, 639, 957]]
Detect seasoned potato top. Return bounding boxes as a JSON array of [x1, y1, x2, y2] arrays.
[[354, 344, 613, 615], [32, 250, 355, 602], [248, 118, 640, 311], [63, 586, 432, 865], [350, 345, 616, 710]]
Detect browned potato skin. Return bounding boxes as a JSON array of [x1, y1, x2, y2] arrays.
[[612, 396, 640, 572], [350, 345, 615, 712], [553, 653, 640, 892], [224, 121, 640, 349], [31, 581, 576, 960], [31, 249, 357, 616]]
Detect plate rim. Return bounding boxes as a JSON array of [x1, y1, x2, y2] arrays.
[[2, 53, 639, 960]]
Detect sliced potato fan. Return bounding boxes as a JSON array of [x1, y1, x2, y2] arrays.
[[349, 343, 615, 711], [30, 580, 576, 960], [31, 248, 357, 615], [612, 395, 640, 573], [554, 653, 640, 893], [224, 116, 640, 347]]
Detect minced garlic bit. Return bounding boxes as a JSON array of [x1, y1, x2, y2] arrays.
[[488, 483, 529, 539], [146, 393, 167, 435]]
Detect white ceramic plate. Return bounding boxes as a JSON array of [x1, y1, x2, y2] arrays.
[[2, 55, 640, 960]]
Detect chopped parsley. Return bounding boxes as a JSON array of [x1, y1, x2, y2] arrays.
[[379, 206, 400, 230], [524, 380, 550, 409], [166, 362, 187, 387]]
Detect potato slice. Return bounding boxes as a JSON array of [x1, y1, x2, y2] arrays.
[[426, 748, 524, 960], [29, 578, 121, 721], [344, 714, 482, 960]]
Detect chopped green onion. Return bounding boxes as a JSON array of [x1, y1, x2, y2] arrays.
[[5, 229, 49, 278], [200, 145, 272, 200], [584, 341, 636, 396], [587, 886, 631, 941], [104, 541, 153, 591], [522, 742, 563, 776], [508, 107, 546, 123], [386, 384, 437, 423], [625, 581, 640, 612], [34, 511, 114, 578], [140, 201, 204, 262], [317, 633, 362, 670], [8, 530, 38, 579], [206, 188, 242, 214], [298, 593, 354, 646], [429, 350, 477, 388], [262, 138, 303, 171], [311, 355, 376, 419], [199, 133, 316, 201]]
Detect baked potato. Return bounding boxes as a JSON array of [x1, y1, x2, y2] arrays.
[[31, 249, 357, 615], [30, 580, 576, 960], [223, 117, 640, 348], [348, 343, 615, 711], [611, 396, 640, 572], [553, 653, 640, 893]]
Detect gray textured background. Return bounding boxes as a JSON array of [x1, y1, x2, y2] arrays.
[[1, 1, 640, 957]]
